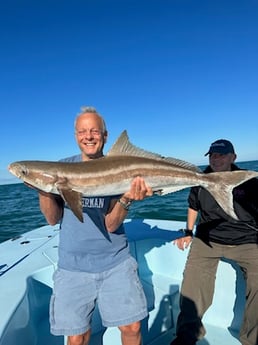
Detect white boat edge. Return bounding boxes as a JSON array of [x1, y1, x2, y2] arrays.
[[0, 218, 243, 345]]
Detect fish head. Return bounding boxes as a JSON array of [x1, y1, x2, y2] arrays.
[[8, 161, 57, 193]]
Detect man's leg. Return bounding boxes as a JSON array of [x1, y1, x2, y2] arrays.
[[230, 244, 258, 345], [99, 257, 147, 344], [171, 238, 221, 345], [50, 269, 97, 342]]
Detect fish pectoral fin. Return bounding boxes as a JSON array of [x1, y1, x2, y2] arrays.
[[58, 188, 83, 223]]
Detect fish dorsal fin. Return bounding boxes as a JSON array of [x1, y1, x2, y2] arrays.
[[107, 130, 162, 159], [107, 130, 202, 173], [160, 156, 203, 173]]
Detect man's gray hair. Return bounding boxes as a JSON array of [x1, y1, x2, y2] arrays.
[[75, 105, 107, 132], [79, 106, 98, 115]]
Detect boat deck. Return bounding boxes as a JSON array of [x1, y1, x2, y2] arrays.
[[0, 219, 244, 344]]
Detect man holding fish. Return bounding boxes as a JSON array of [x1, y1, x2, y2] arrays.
[[38, 106, 153, 345]]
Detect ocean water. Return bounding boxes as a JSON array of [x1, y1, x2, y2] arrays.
[[0, 160, 257, 243]]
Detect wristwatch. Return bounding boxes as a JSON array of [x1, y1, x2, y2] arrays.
[[118, 198, 133, 211], [178, 229, 193, 237]]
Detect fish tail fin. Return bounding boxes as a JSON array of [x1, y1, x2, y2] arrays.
[[204, 170, 258, 220]]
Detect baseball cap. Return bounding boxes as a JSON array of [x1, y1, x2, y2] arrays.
[[205, 139, 235, 156]]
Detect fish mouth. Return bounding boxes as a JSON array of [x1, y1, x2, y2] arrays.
[[8, 164, 14, 174], [8, 164, 25, 179]]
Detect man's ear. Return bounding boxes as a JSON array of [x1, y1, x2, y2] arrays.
[[103, 130, 108, 144]]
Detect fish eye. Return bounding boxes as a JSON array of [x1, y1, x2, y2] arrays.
[[21, 167, 28, 176]]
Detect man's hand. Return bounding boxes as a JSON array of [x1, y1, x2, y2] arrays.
[[173, 236, 192, 251], [122, 176, 153, 201]]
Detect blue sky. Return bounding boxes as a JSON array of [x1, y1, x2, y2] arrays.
[[1, 0, 257, 184]]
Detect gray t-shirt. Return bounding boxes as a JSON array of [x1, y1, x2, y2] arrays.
[[57, 155, 130, 273]]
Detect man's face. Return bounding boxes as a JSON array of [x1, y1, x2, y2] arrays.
[[75, 113, 107, 160], [209, 152, 236, 172]]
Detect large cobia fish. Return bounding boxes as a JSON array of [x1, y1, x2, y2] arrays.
[[8, 130, 258, 222]]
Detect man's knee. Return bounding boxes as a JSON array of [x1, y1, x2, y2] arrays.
[[119, 321, 141, 336], [67, 330, 91, 345]]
